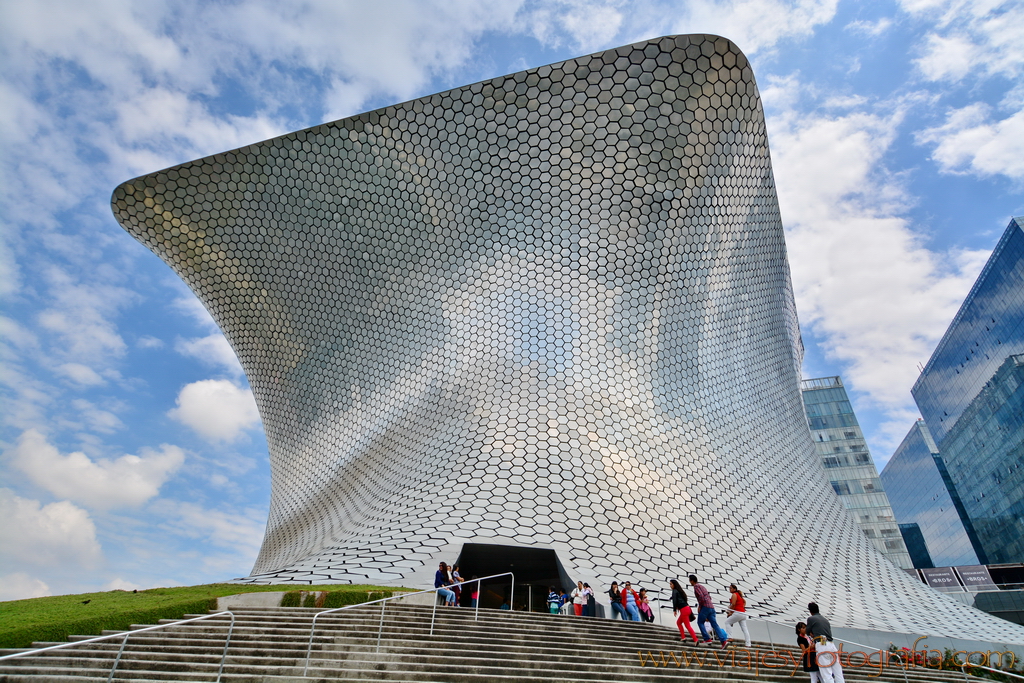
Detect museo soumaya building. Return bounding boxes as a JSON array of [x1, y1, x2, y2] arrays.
[[111, 35, 1024, 643]]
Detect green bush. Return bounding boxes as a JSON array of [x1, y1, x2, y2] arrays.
[[280, 591, 303, 607], [322, 590, 392, 609], [301, 593, 318, 608], [0, 583, 408, 649]]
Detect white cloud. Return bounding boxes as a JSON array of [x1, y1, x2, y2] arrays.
[[519, 0, 623, 52], [9, 430, 184, 509], [137, 335, 164, 349], [71, 398, 125, 434], [0, 488, 101, 570], [767, 92, 989, 436], [36, 271, 133, 364], [58, 362, 106, 387], [0, 572, 51, 601], [162, 501, 266, 553], [918, 103, 1024, 181], [103, 577, 143, 592], [845, 17, 893, 36], [659, 0, 839, 55], [175, 334, 243, 376], [168, 379, 261, 442], [172, 296, 217, 331], [151, 500, 267, 574], [905, 0, 1024, 83]]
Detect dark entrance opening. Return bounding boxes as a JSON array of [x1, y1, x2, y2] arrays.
[[454, 543, 574, 613]]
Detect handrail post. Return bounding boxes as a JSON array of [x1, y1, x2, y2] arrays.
[[302, 610, 322, 677], [375, 600, 386, 653], [510, 581, 514, 615], [429, 588, 439, 636], [475, 578, 481, 621], [106, 632, 130, 683], [215, 611, 235, 683]]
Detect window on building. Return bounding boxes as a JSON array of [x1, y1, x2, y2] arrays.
[[863, 529, 877, 538], [853, 453, 871, 464], [831, 481, 851, 495], [881, 528, 897, 536], [844, 431, 856, 439], [884, 540, 903, 550]]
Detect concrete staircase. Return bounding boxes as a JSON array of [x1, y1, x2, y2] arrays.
[[0, 604, 982, 682]]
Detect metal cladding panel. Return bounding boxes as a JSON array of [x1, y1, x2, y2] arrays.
[[111, 34, 1024, 642]]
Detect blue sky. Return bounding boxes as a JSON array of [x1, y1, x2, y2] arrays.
[[1, 0, 1022, 601]]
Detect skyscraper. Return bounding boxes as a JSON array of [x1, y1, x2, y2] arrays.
[[111, 36, 1024, 640], [801, 376, 913, 568], [880, 419, 981, 568], [909, 217, 1024, 564]]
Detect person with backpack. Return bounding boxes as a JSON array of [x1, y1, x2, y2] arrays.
[[547, 586, 560, 614]]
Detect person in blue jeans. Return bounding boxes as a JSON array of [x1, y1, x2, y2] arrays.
[[689, 574, 729, 647], [621, 581, 642, 621], [434, 562, 456, 606], [607, 582, 628, 620]]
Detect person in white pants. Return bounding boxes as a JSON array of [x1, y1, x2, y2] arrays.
[[807, 602, 845, 683], [725, 584, 751, 647]]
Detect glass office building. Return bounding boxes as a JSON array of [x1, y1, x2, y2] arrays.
[[801, 376, 913, 569], [111, 36, 1024, 640], [912, 218, 1024, 442], [938, 354, 1024, 563], [880, 419, 981, 567], [909, 217, 1024, 564]]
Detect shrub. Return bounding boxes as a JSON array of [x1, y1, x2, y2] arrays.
[[321, 590, 392, 609], [280, 591, 303, 607]]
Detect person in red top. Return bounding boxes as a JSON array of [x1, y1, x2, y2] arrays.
[[725, 583, 751, 646], [620, 581, 642, 621]]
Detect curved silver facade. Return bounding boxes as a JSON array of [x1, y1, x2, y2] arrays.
[[112, 34, 1024, 642]]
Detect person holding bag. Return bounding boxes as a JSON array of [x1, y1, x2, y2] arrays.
[[670, 579, 699, 644]]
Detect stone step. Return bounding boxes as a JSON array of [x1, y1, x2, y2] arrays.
[[0, 605, 982, 683]]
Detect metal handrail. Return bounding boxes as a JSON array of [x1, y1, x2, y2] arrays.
[[637, 590, 1022, 680], [721, 607, 910, 683], [0, 610, 236, 683], [962, 660, 1024, 681], [301, 571, 514, 676]]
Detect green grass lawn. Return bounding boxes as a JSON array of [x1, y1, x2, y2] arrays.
[[0, 583, 411, 649]]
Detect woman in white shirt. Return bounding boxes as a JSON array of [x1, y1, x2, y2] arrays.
[[571, 580, 586, 616]]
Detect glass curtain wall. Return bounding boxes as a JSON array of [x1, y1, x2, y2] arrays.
[[880, 420, 981, 567], [801, 377, 914, 569]]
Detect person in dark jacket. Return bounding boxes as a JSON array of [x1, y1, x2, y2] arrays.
[[584, 583, 596, 617], [608, 582, 627, 620], [796, 621, 820, 682], [670, 579, 699, 644], [434, 562, 455, 606]]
